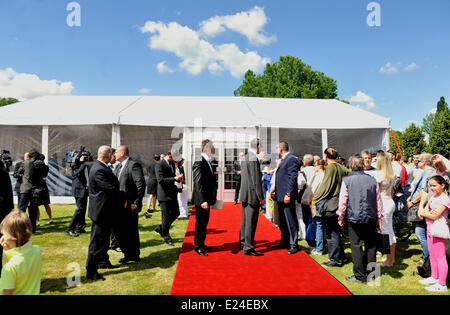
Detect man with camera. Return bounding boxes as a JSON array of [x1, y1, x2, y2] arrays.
[[66, 151, 91, 237]]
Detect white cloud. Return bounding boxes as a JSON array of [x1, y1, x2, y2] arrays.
[[138, 88, 152, 94], [429, 108, 437, 114], [156, 61, 175, 74], [349, 91, 376, 110], [0, 67, 74, 100], [404, 62, 420, 71], [141, 20, 270, 78], [199, 6, 276, 46], [379, 62, 399, 74]]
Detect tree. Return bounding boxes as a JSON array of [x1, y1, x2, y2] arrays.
[[437, 96, 448, 113], [421, 112, 435, 138], [401, 123, 426, 157], [422, 96, 448, 138], [428, 103, 450, 154], [0, 97, 19, 107], [234, 56, 338, 99]]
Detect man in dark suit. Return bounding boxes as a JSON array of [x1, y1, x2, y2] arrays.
[[86, 145, 120, 281], [0, 160, 14, 275], [239, 139, 265, 256], [154, 151, 184, 246], [18, 149, 41, 234], [144, 154, 160, 219], [271, 141, 300, 254], [192, 139, 218, 256], [114, 145, 145, 263], [66, 155, 90, 237], [233, 152, 245, 205]]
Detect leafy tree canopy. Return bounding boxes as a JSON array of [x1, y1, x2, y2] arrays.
[[234, 56, 338, 100], [0, 97, 19, 107]]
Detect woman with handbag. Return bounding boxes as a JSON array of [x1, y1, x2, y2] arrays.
[[408, 153, 435, 263], [417, 175, 449, 293]]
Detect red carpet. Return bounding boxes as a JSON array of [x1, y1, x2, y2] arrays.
[[171, 203, 351, 295]]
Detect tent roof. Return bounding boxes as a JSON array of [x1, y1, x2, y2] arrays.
[[0, 96, 390, 129]]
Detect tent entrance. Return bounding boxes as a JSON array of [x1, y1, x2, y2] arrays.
[[189, 143, 248, 203]]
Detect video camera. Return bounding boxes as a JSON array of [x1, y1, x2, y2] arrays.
[[65, 146, 93, 177], [0, 149, 13, 171]]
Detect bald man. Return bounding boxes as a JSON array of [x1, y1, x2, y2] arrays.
[[113, 145, 145, 263]]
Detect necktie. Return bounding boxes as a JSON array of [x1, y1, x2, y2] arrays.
[[115, 163, 122, 177]]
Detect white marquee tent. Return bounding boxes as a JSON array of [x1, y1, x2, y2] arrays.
[[0, 96, 391, 202]]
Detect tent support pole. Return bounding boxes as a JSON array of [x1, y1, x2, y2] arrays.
[[385, 128, 391, 152], [112, 124, 121, 148], [42, 126, 49, 164], [321, 129, 328, 154]]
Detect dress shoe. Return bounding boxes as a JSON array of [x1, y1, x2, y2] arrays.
[[87, 273, 105, 281], [195, 248, 208, 256], [119, 257, 141, 264], [165, 239, 174, 246], [144, 212, 152, 219], [345, 275, 367, 284], [66, 230, 79, 237], [271, 243, 289, 249], [97, 262, 120, 269], [234, 201, 238, 205], [244, 249, 264, 256], [322, 261, 343, 268], [76, 229, 87, 234], [288, 246, 300, 255]]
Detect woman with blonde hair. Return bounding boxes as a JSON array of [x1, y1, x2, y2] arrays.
[[373, 153, 397, 266]]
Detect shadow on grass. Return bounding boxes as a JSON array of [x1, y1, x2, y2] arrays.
[[41, 246, 181, 294]]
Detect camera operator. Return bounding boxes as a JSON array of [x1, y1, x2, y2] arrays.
[[66, 152, 91, 237]]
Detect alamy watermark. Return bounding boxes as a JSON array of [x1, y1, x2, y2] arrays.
[[67, 2, 81, 27], [367, 2, 381, 27], [66, 262, 81, 287]]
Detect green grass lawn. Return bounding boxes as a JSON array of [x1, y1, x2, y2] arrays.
[[5, 204, 449, 295], [23, 204, 189, 295], [301, 237, 450, 295]]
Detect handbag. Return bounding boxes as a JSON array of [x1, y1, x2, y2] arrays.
[[407, 180, 423, 223], [430, 216, 450, 239], [375, 232, 391, 255], [324, 196, 339, 218], [32, 186, 48, 206], [407, 203, 423, 222]]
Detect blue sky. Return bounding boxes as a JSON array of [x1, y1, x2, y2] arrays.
[[0, 0, 449, 131]]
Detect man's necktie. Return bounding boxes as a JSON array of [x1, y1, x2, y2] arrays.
[[115, 163, 122, 177]]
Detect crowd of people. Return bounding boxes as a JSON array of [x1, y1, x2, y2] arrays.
[[243, 147, 450, 292], [0, 140, 449, 294]]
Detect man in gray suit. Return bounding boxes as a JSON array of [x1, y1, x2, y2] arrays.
[[239, 138, 265, 256], [114, 145, 146, 263]]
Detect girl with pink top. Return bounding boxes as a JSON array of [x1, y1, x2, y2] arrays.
[[418, 175, 449, 293]]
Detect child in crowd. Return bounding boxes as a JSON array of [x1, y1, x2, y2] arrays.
[[0, 210, 42, 295], [418, 175, 449, 293]]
